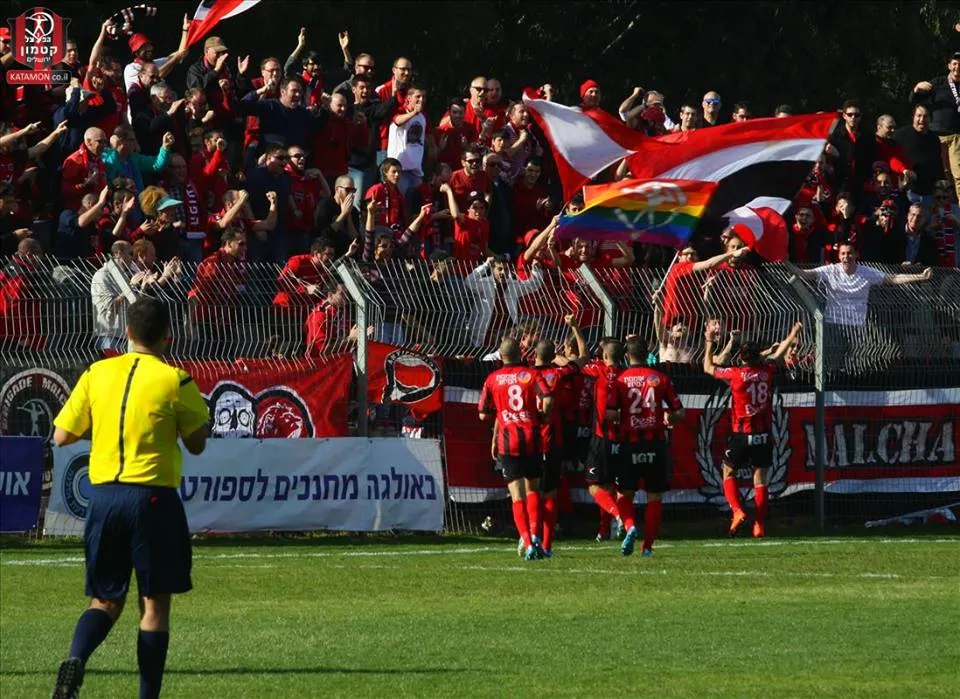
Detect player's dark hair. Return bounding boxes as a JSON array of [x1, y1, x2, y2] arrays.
[[127, 297, 170, 347], [625, 338, 645, 362], [311, 237, 334, 254], [535, 339, 555, 364], [739, 339, 762, 364], [500, 336, 521, 363], [605, 339, 625, 364]]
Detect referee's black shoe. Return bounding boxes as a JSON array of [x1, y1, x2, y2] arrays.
[[51, 657, 84, 698]]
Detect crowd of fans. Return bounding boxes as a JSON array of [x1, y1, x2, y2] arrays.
[[1, 20, 958, 360]]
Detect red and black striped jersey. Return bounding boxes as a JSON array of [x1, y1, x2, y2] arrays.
[[478, 364, 552, 457], [713, 361, 776, 434], [536, 363, 579, 452], [611, 366, 682, 443], [582, 360, 622, 441]]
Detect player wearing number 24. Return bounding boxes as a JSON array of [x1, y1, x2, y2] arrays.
[[703, 321, 803, 539]]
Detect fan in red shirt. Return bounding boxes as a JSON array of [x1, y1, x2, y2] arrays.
[[511, 158, 552, 243], [448, 147, 491, 211], [364, 158, 407, 231], [703, 321, 803, 538], [313, 92, 352, 181], [286, 145, 324, 251], [187, 228, 248, 330], [374, 58, 412, 154], [656, 245, 752, 329], [608, 338, 685, 556], [478, 336, 553, 561], [440, 184, 491, 263], [305, 282, 354, 358], [61, 128, 108, 212], [435, 101, 478, 169], [274, 237, 335, 308]]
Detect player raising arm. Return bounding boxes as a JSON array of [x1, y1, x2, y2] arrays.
[[479, 336, 554, 560], [703, 320, 802, 538]]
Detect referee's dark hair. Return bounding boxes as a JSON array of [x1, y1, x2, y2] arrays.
[[127, 297, 170, 347]]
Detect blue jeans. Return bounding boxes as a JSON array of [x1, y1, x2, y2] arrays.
[[374, 322, 405, 346]]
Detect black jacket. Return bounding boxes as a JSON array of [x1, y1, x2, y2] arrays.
[[908, 76, 960, 136]]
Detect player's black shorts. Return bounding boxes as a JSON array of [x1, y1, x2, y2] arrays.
[[84, 483, 192, 600], [498, 454, 543, 482], [724, 432, 773, 470], [585, 435, 620, 486], [540, 448, 563, 493], [561, 423, 591, 465], [616, 441, 670, 494]]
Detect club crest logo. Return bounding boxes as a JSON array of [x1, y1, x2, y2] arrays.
[[695, 386, 790, 503], [8, 7, 69, 72], [205, 382, 313, 439], [0, 369, 71, 442], [61, 452, 90, 519]]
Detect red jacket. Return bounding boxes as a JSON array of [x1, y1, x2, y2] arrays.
[[61, 146, 106, 211]]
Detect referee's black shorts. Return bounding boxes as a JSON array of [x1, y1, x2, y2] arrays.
[[84, 483, 192, 600]]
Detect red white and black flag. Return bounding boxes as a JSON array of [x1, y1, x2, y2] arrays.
[[186, 0, 262, 48], [366, 342, 443, 420], [626, 114, 837, 230]]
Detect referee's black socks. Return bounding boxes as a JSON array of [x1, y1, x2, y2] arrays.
[[137, 629, 170, 699], [68, 608, 115, 663]]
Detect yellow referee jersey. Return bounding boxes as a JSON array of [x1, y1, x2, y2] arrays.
[[54, 352, 210, 487]]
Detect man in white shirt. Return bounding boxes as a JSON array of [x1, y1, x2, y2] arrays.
[[90, 241, 137, 352], [465, 255, 543, 350], [786, 241, 932, 372], [387, 88, 428, 196]]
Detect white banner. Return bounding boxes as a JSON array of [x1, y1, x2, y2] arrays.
[[48, 438, 445, 535]]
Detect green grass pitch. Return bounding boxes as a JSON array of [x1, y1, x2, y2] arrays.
[[2, 534, 958, 698]]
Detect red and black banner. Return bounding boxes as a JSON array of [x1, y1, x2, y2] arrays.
[[366, 342, 443, 420]]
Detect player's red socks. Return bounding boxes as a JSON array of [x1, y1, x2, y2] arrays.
[[643, 499, 663, 551], [615, 494, 636, 531], [592, 488, 620, 518], [598, 509, 612, 538], [558, 474, 573, 515], [525, 491, 542, 543], [723, 476, 744, 515], [754, 484, 768, 525], [542, 496, 558, 551], [511, 500, 531, 547]]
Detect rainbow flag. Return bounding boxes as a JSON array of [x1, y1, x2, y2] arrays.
[[557, 178, 717, 247]]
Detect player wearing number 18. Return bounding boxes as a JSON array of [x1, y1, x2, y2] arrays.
[[703, 321, 802, 538], [479, 337, 554, 560], [608, 338, 685, 556]]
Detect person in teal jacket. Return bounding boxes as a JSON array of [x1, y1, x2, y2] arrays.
[[101, 127, 175, 226]]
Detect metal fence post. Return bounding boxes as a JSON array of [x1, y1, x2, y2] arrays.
[[788, 273, 826, 533], [336, 260, 369, 437], [579, 264, 617, 338]]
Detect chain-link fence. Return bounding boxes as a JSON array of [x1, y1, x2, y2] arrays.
[[2, 253, 958, 536]]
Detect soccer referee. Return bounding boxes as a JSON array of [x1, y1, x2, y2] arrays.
[[51, 297, 210, 699]]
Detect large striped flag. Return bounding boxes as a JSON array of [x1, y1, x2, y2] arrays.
[[186, 0, 262, 48], [626, 114, 837, 219], [557, 178, 718, 248]]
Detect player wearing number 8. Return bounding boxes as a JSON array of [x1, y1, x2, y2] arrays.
[[703, 321, 803, 538], [478, 337, 554, 560], [608, 339, 685, 556]]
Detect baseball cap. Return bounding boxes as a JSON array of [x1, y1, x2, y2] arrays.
[[0, 27, 11, 41], [156, 196, 183, 211], [951, 51, 960, 61], [522, 228, 539, 247], [128, 33, 151, 54], [467, 191, 487, 207], [429, 249, 450, 263], [204, 36, 228, 53]]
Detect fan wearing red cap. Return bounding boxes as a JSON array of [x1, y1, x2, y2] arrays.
[[579, 79, 602, 113], [122, 13, 190, 93]]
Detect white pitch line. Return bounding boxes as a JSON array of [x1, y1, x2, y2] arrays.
[[1, 537, 956, 568], [460, 564, 904, 580]]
